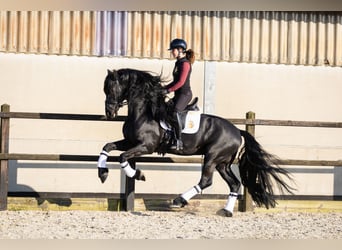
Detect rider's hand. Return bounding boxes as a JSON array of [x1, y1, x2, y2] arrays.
[[161, 88, 169, 96]]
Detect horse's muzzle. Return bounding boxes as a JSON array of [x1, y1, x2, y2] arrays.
[[105, 99, 121, 119], [105, 109, 117, 119]]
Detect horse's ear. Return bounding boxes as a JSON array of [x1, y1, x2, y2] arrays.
[[107, 69, 118, 81]]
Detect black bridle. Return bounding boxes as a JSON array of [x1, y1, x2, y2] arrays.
[[105, 100, 128, 108], [105, 93, 128, 118]]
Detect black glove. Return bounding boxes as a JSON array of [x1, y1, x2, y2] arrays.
[[161, 88, 169, 96]]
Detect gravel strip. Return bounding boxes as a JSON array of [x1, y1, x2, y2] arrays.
[[0, 210, 341, 239]]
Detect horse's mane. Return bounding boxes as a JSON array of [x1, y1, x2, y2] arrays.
[[117, 68, 170, 121]]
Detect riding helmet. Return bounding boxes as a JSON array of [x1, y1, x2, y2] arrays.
[[168, 38, 187, 51]]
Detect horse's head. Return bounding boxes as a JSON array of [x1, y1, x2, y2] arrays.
[[104, 69, 128, 119]]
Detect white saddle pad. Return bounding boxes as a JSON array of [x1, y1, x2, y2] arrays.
[[160, 111, 201, 134]]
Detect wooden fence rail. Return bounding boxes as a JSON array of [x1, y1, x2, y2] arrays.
[[1, 104, 342, 211]]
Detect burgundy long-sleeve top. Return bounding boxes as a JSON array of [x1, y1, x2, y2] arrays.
[[166, 57, 192, 94]]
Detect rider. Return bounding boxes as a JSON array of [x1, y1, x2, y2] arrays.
[[163, 38, 195, 150]]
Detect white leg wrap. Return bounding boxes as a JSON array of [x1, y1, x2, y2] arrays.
[[224, 192, 238, 213], [97, 150, 109, 168], [120, 161, 136, 178], [181, 185, 202, 201]]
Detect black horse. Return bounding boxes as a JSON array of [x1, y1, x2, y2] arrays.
[[97, 68, 294, 217]]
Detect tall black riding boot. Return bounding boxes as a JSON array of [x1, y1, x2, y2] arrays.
[[170, 112, 183, 150]]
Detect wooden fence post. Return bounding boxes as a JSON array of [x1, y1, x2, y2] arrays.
[[239, 111, 255, 212], [124, 160, 136, 211], [0, 104, 10, 211]]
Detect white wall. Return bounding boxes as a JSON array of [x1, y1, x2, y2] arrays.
[[1, 53, 341, 197]]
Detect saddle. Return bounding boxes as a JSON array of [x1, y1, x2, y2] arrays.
[[178, 97, 200, 129], [160, 97, 201, 132], [185, 97, 200, 112], [158, 97, 201, 154]]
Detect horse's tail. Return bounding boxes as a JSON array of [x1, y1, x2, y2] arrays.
[[239, 130, 295, 208]]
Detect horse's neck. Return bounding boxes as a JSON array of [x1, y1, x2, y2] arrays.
[[127, 99, 148, 120], [127, 89, 166, 122]]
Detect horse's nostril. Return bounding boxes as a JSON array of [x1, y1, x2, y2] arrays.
[[106, 110, 112, 119]]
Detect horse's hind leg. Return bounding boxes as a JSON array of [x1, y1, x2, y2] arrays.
[[171, 156, 216, 208], [216, 159, 241, 217]]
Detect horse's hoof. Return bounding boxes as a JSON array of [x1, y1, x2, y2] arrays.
[[170, 196, 188, 208], [134, 169, 146, 181], [98, 168, 108, 183], [216, 208, 233, 217]]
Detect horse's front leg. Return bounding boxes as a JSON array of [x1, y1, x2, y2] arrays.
[[117, 143, 156, 181], [98, 140, 153, 183], [97, 139, 132, 183]]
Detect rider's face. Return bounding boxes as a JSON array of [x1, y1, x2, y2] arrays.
[[171, 48, 179, 58]]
